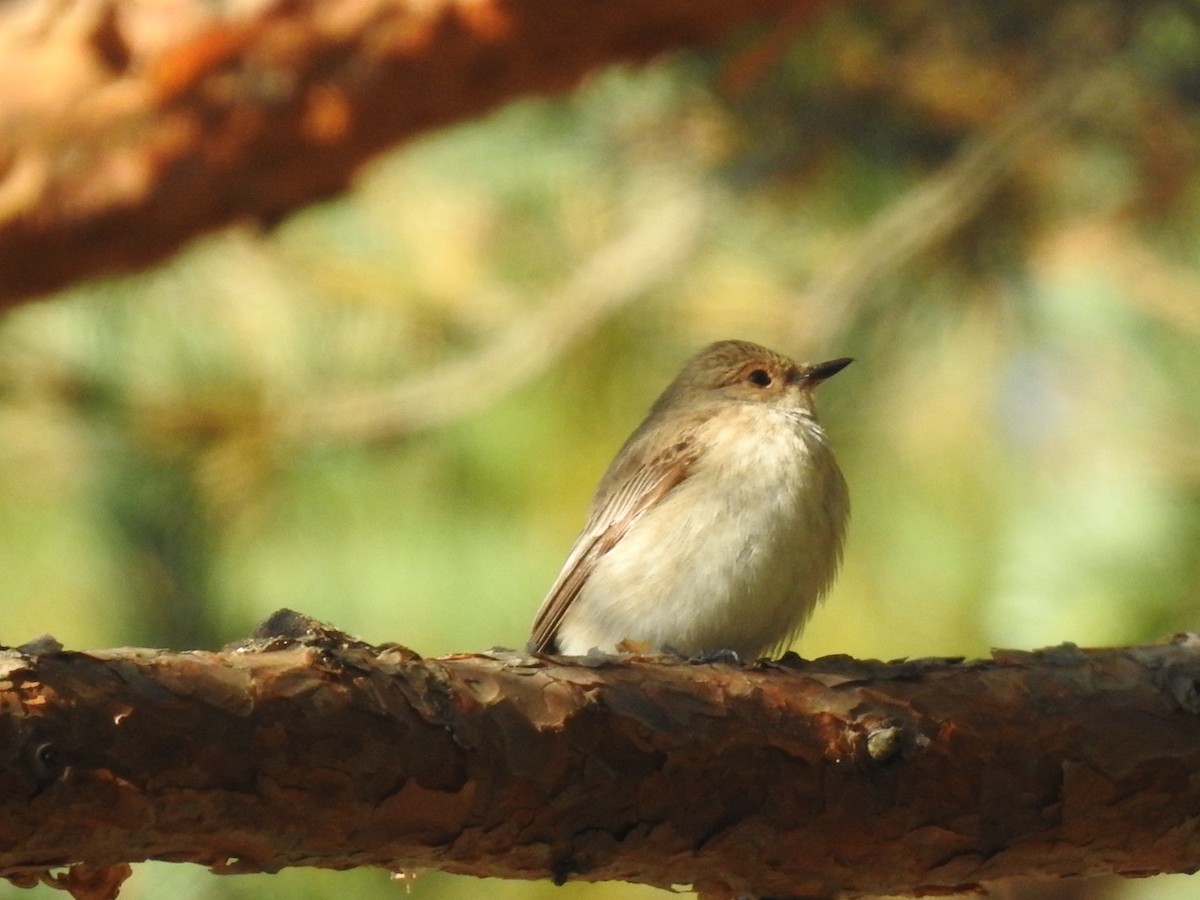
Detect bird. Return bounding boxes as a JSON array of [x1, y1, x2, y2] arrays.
[[530, 339, 850, 660]]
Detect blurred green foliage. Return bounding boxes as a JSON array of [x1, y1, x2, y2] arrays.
[[3, 1, 1200, 898]]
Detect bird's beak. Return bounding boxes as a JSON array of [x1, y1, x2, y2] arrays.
[[804, 357, 853, 385]]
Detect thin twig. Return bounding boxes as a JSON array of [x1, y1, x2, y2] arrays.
[[279, 190, 707, 445], [792, 64, 1123, 346]]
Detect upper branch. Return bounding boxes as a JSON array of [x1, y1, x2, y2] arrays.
[[0, 0, 830, 309], [3, 613, 1200, 899]]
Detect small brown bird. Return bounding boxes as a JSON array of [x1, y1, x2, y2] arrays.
[[530, 339, 851, 659]]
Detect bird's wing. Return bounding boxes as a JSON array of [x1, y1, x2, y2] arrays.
[[530, 437, 700, 653]]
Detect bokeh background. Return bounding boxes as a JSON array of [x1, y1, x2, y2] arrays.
[[3, 1, 1200, 898]]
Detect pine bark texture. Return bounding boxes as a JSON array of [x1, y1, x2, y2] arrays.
[[2, 613, 1200, 898], [0, 0, 831, 309]]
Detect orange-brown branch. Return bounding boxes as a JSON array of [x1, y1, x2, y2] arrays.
[[0, 0, 831, 309], [3, 613, 1200, 898]]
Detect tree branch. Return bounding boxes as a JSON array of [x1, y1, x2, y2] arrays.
[[3, 612, 1200, 899], [279, 190, 706, 445], [0, 0, 831, 309], [789, 58, 1123, 347]]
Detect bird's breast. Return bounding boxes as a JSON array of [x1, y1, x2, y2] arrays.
[[564, 404, 847, 657]]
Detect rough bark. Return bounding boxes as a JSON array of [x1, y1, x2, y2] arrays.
[[2, 612, 1200, 899], [0, 0, 831, 309]]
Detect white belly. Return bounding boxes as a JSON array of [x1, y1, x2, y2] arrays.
[[555, 406, 848, 658]]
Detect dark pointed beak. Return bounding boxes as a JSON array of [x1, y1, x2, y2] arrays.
[[804, 357, 853, 385]]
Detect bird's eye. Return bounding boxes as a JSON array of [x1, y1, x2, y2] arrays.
[[747, 369, 772, 387]]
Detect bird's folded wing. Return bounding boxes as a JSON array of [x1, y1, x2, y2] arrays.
[[529, 438, 699, 652]]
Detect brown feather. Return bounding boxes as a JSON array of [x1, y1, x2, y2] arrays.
[[530, 437, 699, 652]]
